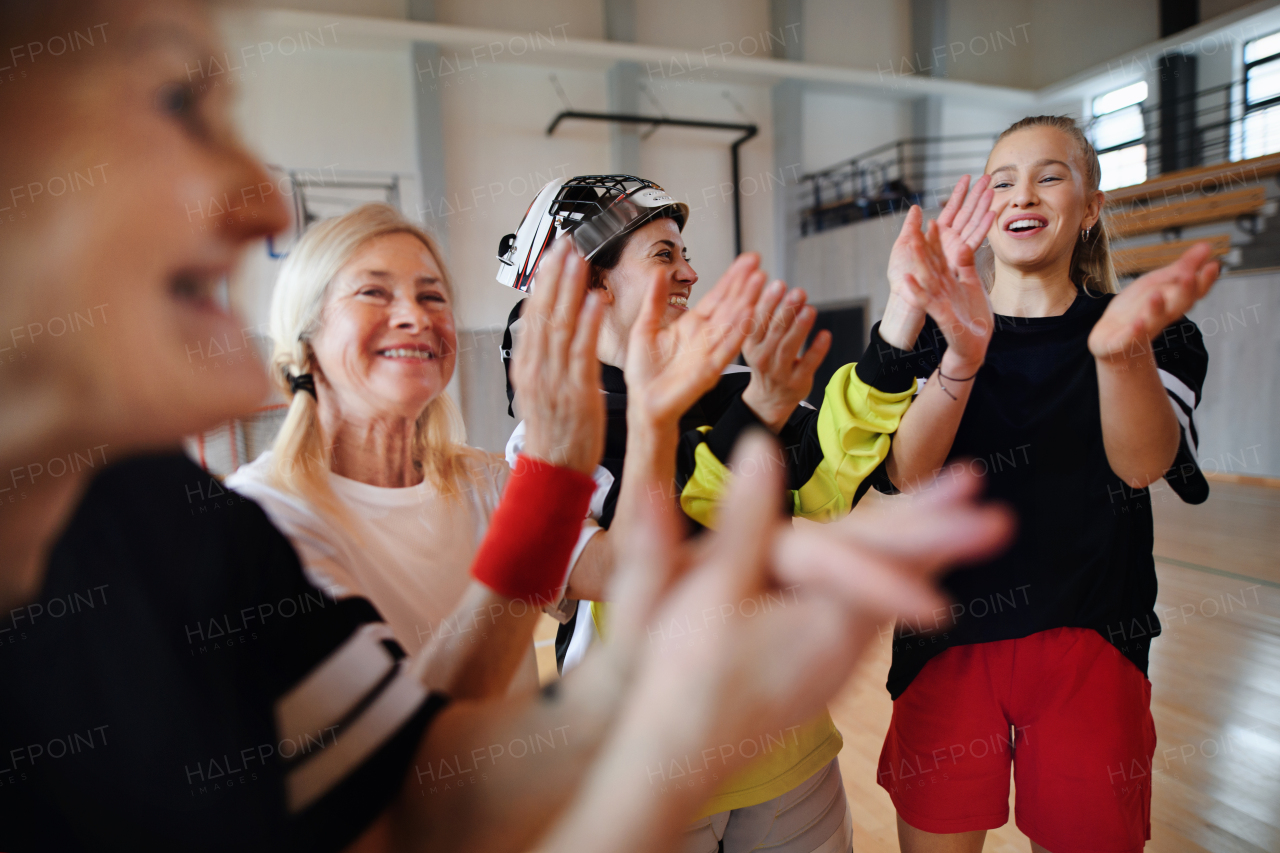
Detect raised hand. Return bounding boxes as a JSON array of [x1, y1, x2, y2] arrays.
[[624, 252, 766, 429], [934, 173, 995, 272], [1088, 241, 1219, 362], [509, 238, 606, 475], [881, 176, 994, 350], [882, 205, 931, 349], [901, 221, 994, 377], [740, 281, 832, 432], [772, 465, 1012, 618]]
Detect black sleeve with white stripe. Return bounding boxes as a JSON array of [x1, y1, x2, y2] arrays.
[[266, 601, 449, 850], [1152, 317, 1210, 504], [0, 454, 447, 853]]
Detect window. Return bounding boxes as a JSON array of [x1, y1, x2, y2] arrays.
[[1242, 31, 1280, 160], [1091, 81, 1149, 191]]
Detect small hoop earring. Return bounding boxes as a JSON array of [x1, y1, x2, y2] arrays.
[[1081, 226, 1092, 242]]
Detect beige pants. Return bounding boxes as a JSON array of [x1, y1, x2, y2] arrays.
[[680, 759, 853, 853]]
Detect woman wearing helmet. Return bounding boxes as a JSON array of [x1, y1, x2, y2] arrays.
[[496, 175, 922, 853]]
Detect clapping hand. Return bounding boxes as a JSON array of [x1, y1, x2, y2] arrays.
[[882, 175, 994, 350], [740, 282, 831, 432], [624, 252, 766, 429], [1088, 241, 1219, 363], [605, 432, 1013, 798], [509, 239, 606, 475], [898, 221, 994, 378]]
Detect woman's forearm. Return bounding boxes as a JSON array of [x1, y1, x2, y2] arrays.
[[385, 640, 633, 853], [415, 584, 543, 700], [1095, 352, 1180, 488], [561, 418, 680, 605], [885, 352, 979, 492], [530, 681, 719, 853], [564, 531, 614, 602], [611, 418, 681, 546]]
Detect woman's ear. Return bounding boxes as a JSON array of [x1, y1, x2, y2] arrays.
[[1083, 189, 1105, 230], [592, 268, 616, 305]]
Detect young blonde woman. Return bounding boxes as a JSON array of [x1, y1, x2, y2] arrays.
[[868, 116, 1217, 853], [226, 203, 543, 694]]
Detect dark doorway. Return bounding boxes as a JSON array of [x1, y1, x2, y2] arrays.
[[805, 303, 866, 408]]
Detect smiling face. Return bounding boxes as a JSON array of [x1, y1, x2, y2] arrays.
[[984, 125, 1104, 276], [0, 0, 291, 456], [309, 232, 457, 424], [594, 216, 697, 365]]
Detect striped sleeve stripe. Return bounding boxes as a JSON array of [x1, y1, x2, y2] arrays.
[[1159, 368, 1198, 411], [1159, 368, 1200, 455], [285, 665, 427, 813], [275, 623, 398, 745], [274, 622, 428, 813]]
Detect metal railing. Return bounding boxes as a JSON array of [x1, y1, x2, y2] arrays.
[[1085, 80, 1239, 176], [798, 134, 996, 235], [798, 76, 1278, 236]]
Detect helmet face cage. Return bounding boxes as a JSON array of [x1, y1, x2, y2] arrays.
[[496, 175, 689, 292]]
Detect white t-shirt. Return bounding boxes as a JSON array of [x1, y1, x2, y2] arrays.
[[226, 450, 539, 693]]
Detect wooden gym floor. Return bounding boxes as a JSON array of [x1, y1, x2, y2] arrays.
[[533, 478, 1280, 852]]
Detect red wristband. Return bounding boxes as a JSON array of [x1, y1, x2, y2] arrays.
[[470, 454, 596, 604]]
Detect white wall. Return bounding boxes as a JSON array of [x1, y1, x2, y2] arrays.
[[1187, 270, 1280, 478], [634, 0, 771, 51], [792, 209, 903, 317], [435, 66, 779, 331], [974, 0, 1158, 90], [435, 0, 605, 40], [801, 0, 910, 72], [221, 33, 422, 332], [801, 88, 912, 174], [436, 63, 610, 331]]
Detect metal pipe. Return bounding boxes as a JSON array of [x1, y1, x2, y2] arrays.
[[546, 110, 758, 255]]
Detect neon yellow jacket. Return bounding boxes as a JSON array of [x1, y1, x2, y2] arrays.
[[593, 341, 918, 816]]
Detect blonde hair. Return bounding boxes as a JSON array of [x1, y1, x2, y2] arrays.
[[267, 203, 487, 518], [978, 115, 1118, 295]]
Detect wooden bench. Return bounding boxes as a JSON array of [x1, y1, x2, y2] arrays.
[[1105, 152, 1280, 207], [1112, 234, 1232, 276], [1107, 186, 1267, 239]]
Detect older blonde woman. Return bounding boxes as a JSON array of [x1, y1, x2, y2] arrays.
[[227, 202, 539, 692]]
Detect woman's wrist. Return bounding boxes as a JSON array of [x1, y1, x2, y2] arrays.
[[1093, 344, 1155, 374], [939, 347, 984, 378], [740, 381, 789, 434], [879, 293, 926, 350]]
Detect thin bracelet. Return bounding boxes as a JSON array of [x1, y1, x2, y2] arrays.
[[936, 366, 981, 401]]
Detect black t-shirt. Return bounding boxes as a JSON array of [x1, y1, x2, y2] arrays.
[[0, 454, 448, 852], [869, 288, 1209, 699]]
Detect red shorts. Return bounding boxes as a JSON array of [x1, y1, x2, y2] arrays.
[[877, 627, 1156, 853]]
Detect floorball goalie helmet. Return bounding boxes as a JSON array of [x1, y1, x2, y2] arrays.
[[495, 175, 689, 292]]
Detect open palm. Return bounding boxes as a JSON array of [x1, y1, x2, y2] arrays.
[[1088, 242, 1219, 361], [625, 252, 766, 427], [883, 175, 994, 349]]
